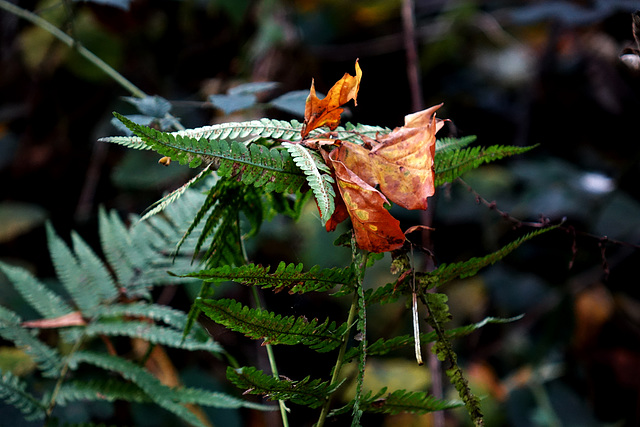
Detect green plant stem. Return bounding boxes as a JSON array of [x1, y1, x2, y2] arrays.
[[45, 335, 85, 419], [316, 289, 360, 427], [250, 287, 290, 427]]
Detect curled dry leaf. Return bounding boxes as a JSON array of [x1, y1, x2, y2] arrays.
[[301, 60, 362, 139], [21, 311, 86, 328], [328, 153, 405, 253], [325, 105, 444, 252]]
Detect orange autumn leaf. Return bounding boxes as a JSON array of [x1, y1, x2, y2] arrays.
[[301, 60, 362, 138], [328, 151, 405, 253], [324, 104, 445, 252], [333, 104, 443, 210]]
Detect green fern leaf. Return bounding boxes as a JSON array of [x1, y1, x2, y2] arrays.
[[0, 370, 46, 421], [93, 302, 207, 337], [46, 223, 103, 313], [197, 298, 347, 352], [358, 388, 462, 415], [0, 262, 73, 319], [0, 307, 62, 378], [346, 315, 523, 361], [338, 122, 391, 142], [140, 162, 213, 221], [419, 226, 558, 290], [175, 386, 277, 410], [70, 231, 119, 304], [101, 118, 305, 148], [226, 366, 342, 409], [367, 226, 557, 304], [282, 142, 335, 224], [178, 262, 355, 294], [61, 321, 222, 353], [56, 378, 150, 405], [435, 135, 477, 153], [56, 378, 274, 412], [69, 351, 207, 427], [109, 113, 306, 194], [435, 144, 536, 186]]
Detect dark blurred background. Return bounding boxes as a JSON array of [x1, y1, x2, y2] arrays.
[[1, 0, 640, 426]]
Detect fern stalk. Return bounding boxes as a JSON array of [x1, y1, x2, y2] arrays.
[[316, 290, 359, 427], [317, 241, 366, 427], [251, 286, 290, 427], [241, 227, 290, 427], [45, 334, 85, 419], [421, 292, 484, 427]]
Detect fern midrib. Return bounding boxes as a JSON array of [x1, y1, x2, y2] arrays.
[[168, 138, 304, 176], [199, 271, 347, 288], [134, 123, 305, 177], [174, 120, 303, 140], [237, 371, 331, 401], [204, 301, 343, 346], [435, 146, 531, 175]]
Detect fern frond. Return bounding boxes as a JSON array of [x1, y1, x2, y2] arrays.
[[435, 144, 536, 186], [100, 118, 305, 148], [0, 370, 46, 421], [110, 113, 306, 194], [0, 262, 73, 319], [76, 321, 222, 353], [0, 307, 62, 378], [419, 226, 558, 291], [46, 223, 103, 313], [70, 231, 119, 304], [197, 298, 347, 352], [69, 351, 207, 427], [179, 262, 355, 294], [367, 226, 557, 304], [332, 122, 391, 144], [358, 388, 462, 415], [435, 135, 477, 153], [93, 302, 203, 335], [345, 315, 523, 361], [56, 378, 150, 405], [140, 162, 213, 221], [175, 386, 277, 410], [226, 366, 342, 409], [282, 142, 335, 224]]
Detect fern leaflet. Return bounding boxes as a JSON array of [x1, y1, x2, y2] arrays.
[[100, 118, 305, 148], [0, 370, 46, 421], [55, 378, 274, 410], [69, 351, 207, 427], [435, 144, 536, 186], [109, 113, 306, 193], [345, 315, 523, 361], [226, 366, 343, 409], [197, 298, 348, 352], [178, 262, 355, 294], [0, 306, 62, 378], [436, 135, 477, 153], [46, 223, 104, 313], [358, 388, 462, 415], [419, 226, 558, 291], [367, 226, 557, 304], [140, 162, 213, 221], [282, 142, 335, 224], [0, 262, 73, 319], [63, 321, 222, 353]]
